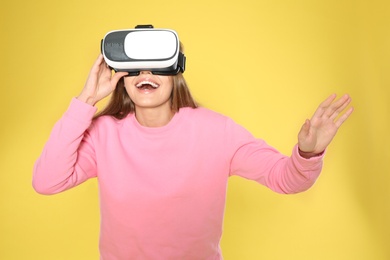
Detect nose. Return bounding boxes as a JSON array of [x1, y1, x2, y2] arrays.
[[140, 71, 152, 75]]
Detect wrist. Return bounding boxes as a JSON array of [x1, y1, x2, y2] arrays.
[[298, 148, 324, 159], [77, 94, 96, 106]]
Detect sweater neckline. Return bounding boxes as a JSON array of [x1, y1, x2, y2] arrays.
[[127, 108, 188, 134]]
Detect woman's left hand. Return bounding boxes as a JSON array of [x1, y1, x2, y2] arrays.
[[298, 94, 354, 158]]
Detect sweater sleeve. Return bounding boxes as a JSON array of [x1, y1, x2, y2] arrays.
[[32, 98, 98, 195], [228, 119, 324, 194]]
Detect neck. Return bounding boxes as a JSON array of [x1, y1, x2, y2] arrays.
[[135, 107, 175, 127]]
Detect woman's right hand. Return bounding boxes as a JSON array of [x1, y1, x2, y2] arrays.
[[77, 54, 128, 106]]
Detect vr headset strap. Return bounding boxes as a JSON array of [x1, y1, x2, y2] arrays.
[[178, 52, 186, 73], [135, 24, 154, 29]]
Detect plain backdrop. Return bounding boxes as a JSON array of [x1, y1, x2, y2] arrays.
[[1, 0, 389, 259]]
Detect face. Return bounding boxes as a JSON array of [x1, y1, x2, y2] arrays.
[[124, 71, 174, 112]]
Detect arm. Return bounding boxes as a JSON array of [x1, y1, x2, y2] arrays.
[[230, 138, 324, 194], [230, 94, 353, 194], [32, 55, 128, 195], [32, 99, 98, 194]]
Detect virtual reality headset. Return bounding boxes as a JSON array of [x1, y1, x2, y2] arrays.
[[101, 25, 186, 76]]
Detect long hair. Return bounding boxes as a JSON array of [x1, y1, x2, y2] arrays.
[[94, 70, 197, 120], [95, 42, 197, 120]]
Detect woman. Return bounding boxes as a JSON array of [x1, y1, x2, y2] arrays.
[[33, 51, 353, 259]]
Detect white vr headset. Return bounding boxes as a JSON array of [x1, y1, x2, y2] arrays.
[[101, 25, 186, 76]]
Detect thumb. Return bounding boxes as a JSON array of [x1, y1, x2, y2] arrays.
[[112, 72, 129, 83], [111, 72, 129, 87], [299, 119, 311, 137]]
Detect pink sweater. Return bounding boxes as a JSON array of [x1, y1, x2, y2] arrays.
[[33, 98, 323, 259]]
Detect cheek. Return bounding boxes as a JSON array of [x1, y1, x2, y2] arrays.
[[162, 77, 174, 92], [123, 77, 134, 88], [123, 78, 136, 97]]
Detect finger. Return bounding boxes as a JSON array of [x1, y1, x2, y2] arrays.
[[99, 60, 112, 77], [334, 106, 354, 128], [91, 54, 105, 73], [88, 57, 107, 83], [328, 95, 352, 120], [312, 94, 337, 119], [324, 94, 352, 119], [97, 58, 116, 81], [111, 71, 129, 87]]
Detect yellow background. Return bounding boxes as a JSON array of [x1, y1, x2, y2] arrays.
[[1, 0, 389, 259]]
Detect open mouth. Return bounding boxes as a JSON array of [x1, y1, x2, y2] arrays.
[[135, 80, 160, 90]]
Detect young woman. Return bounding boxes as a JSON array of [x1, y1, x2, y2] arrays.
[[33, 52, 353, 259]]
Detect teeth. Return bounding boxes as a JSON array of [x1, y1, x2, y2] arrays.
[[136, 80, 159, 88]]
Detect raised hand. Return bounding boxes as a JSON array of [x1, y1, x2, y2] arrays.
[[298, 94, 354, 158], [77, 54, 128, 106]]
